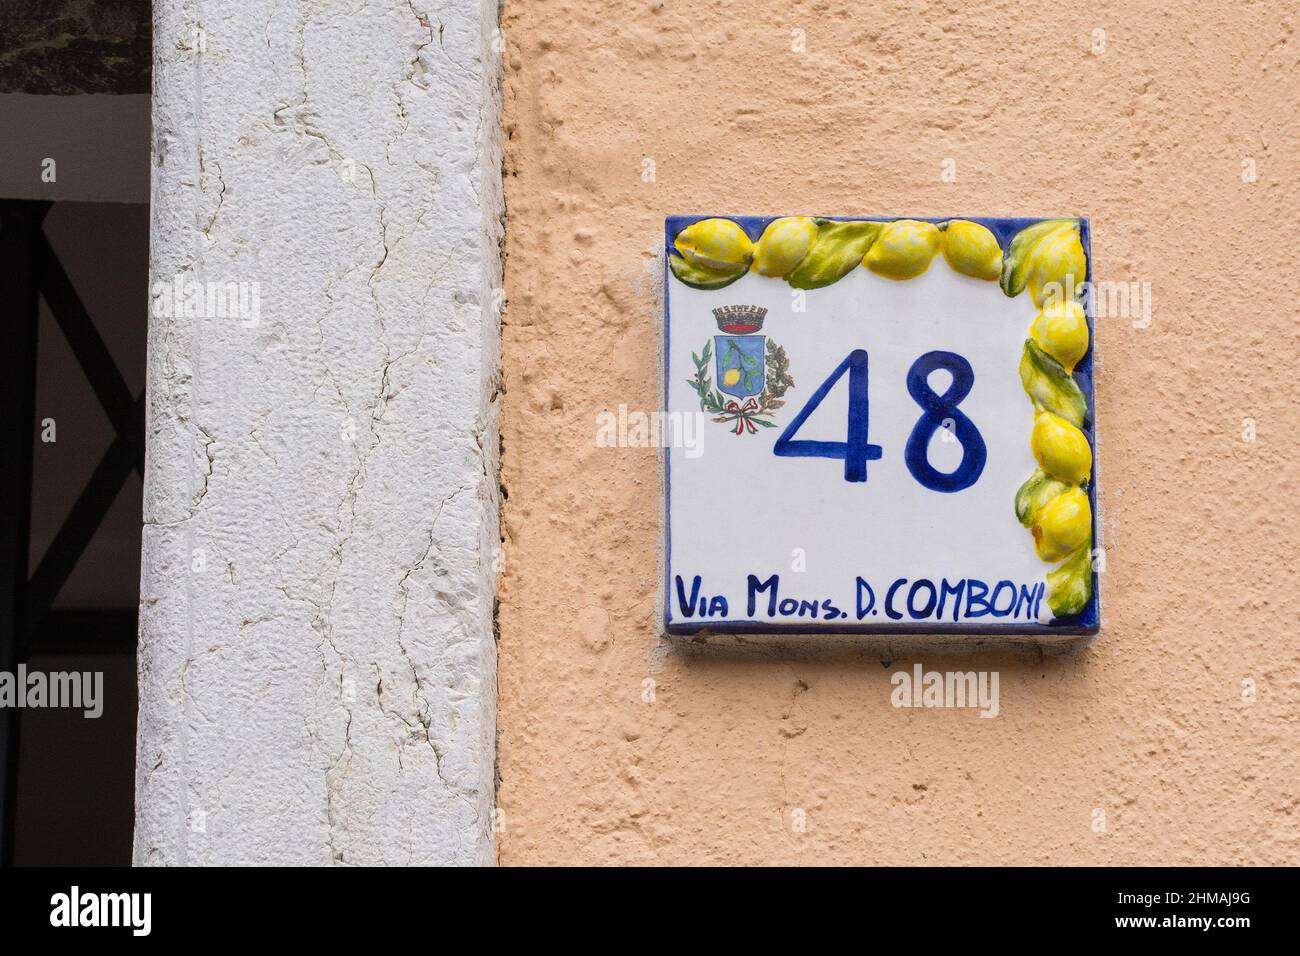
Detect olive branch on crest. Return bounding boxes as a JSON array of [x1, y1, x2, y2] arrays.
[[687, 340, 726, 414]]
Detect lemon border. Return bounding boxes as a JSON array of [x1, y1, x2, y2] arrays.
[[667, 216, 1097, 623]]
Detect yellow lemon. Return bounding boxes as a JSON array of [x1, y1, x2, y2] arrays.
[[1030, 299, 1090, 372], [1032, 488, 1092, 562], [1026, 226, 1086, 307], [863, 219, 941, 280], [941, 220, 1003, 281], [722, 368, 742, 387], [1046, 545, 1093, 617], [751, 216, 818, 277], [674, 218, 753, 271], [1031, 412, 1092, 485]]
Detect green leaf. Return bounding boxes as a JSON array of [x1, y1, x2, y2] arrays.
[[1000, 219, 1076, 297], [1020, 339, 1088, 427], [1014, 469, 1072, 527], [785, 219, 883, 290], [669, 254, 747, 291], [1047, 545, 1093, 618]]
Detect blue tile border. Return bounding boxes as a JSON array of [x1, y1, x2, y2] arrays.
[[663, 215, 1100, 639]]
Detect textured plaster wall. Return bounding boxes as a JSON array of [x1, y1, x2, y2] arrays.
[[136, 0, 503, 865], [498, 1, 1299, 863]]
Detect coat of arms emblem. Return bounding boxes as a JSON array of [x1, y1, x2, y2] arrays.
[[687, 306, 794, 434]]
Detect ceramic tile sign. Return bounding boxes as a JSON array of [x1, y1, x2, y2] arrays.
[[663, 216, 1099, 639]]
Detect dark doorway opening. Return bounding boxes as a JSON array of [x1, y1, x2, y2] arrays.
[[1, 1, 152, 865], [1, 200, 148, 865]]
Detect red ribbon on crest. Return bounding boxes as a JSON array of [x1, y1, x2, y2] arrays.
[[723, 398, 760, 435]]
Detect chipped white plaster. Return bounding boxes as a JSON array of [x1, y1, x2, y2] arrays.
[[135, 0, 503, 865]]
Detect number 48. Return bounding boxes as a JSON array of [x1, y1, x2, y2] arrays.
[[773, 349, 987, 492]]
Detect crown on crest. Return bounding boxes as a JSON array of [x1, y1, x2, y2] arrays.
[[713, 305, 767, 334]]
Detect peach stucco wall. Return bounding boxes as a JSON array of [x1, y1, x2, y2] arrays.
[[497, 1, 1299, 864]]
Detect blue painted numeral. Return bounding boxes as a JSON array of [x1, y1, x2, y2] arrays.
[[904, 350, 986, 493], [773, 349, 883, 482], [774, 348, 986, 491]]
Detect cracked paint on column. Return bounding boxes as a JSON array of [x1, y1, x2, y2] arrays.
[[136, 0, 503, 865]]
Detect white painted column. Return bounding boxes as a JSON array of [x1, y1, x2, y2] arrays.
[[135, 0, 502, 865]]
